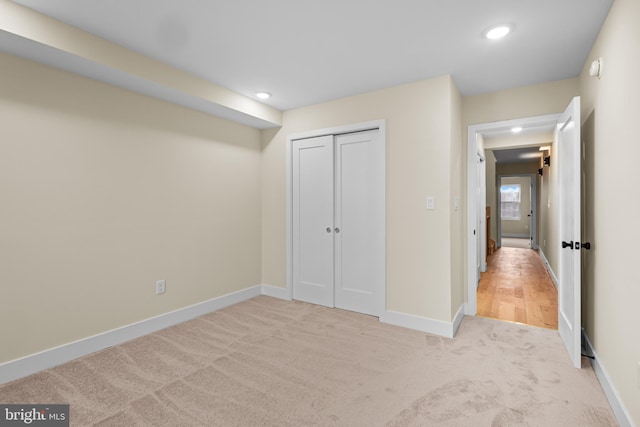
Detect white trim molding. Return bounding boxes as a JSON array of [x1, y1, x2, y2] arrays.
[[1, 283, 462, 387], [0, 285, 263, 385], [452, 304, 466, 336], [582, 330, 636, 427], [381, 304, 466, 339], [538, 248, 559, 288], [261, 284, 291, 300]]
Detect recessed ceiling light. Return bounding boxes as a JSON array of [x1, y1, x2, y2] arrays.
[[256, 92, 271, 100], [511, 126, 523, 133], [486, 25, 511, 40], [539, 146, 551, 151]]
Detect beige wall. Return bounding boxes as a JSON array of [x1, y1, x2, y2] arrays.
[[538, 140, 559, 275], [261, 75, 462, 322], [462, 78, 580, 127], [499, 176, 531, 237], [483, 131, 553, 151], [579, 0, 640, 423], [0, 53, 263, 364]]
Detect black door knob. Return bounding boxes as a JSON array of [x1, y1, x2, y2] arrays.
[[562, 241, 574, 249]]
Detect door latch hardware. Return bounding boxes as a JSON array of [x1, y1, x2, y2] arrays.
[[581, 242, 591, 250], [562, 241, 574, 249]]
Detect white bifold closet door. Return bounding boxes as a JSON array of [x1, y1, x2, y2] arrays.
[[292, 129, 384, 316]]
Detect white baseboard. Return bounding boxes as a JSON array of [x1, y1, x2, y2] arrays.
[[262, 285, 466, 339], [0, 284, 467, 386], [381, 306, 465, 339], [261, 284, 291, 300], [538, 248, 559, 288], [452, 304, 465, 336], [582, 330, 636, 427], [502, 233, 529, 238], [0, 285, 262, 385]]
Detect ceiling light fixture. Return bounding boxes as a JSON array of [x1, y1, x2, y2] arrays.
[[520, 152, 542, 160], [511, 126, 523, 133], [486, 25, 511, 40], [256, 92, 271, 100], [539, 146, 551, 151]]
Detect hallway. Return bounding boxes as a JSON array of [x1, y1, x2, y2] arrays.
[[477, 246, 558, 329]]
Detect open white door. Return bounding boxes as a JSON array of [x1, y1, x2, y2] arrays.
[[557, 96, 582, 368]]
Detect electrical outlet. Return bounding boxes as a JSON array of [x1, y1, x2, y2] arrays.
[[156, 280, 166, 295]]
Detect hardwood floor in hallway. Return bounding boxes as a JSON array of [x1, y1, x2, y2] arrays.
[[477, 246, 558, 329]]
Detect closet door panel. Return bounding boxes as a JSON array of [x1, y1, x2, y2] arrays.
[[334, 129, 383, 315], [292, 136, 335, 307]]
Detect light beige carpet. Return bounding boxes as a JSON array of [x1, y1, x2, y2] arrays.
[[0, 296, 617, 426]]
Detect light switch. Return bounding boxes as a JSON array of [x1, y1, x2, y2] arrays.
[[426, 196, 435, 210]]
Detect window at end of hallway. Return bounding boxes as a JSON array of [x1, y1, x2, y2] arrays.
[[500, 184, 521, 220]]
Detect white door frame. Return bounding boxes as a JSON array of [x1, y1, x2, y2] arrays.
[[477, 154, 487, 274], [287, 119, 387, 315], [466, 114, 559, 315]]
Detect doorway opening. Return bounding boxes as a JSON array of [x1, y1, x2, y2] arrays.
[[497, 174, 537, 250], [467, 97, 582, 367], [479, 154, 556, 329], [466, 114, 560, 315]]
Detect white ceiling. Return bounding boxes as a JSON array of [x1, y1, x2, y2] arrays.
[[10, 0, 612, 112], [492, 146, 544, 164]]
